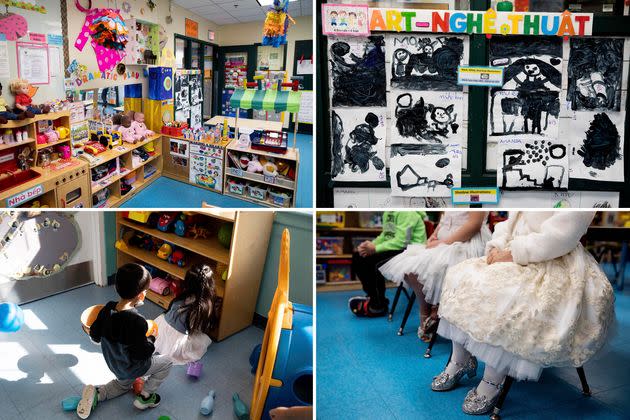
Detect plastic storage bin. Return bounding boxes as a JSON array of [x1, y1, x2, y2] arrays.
[[248, 185, 268, 201], [269, 190, 291, 207], [316, 237, 344, 255], [327, 260, 352, 282], [228, 180, 245, 195], [317, 211, 345, 227]]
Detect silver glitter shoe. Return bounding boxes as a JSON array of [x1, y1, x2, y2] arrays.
[[431, 356, 478, 391], [462, 379, 503, 415]]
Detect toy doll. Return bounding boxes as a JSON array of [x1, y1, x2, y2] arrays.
[[112, 113, 136, 143], [9, 79, 50, 118], [0, 83, 23, 124], [129, 111, 154, 141]]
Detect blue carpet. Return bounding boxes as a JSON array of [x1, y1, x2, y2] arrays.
[[121, 133, 313, 208], [317, 266, 630, 419], [0, 284, 262, 420]]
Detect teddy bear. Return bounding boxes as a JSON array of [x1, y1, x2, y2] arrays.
[[129, 111, 154, 141], [112, 112, 136, 144], [9, 79, 50, 118]]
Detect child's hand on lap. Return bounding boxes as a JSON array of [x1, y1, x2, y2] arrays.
[[487, 249, 513, 265], [359, 241, 376, 257]]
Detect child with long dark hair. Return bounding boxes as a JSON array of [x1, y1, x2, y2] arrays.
[[154, 264, 216, 364]]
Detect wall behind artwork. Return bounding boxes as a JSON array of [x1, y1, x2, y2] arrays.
[[0, 1, 64, 105]]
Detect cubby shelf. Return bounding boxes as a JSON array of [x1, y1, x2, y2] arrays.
[[116, 211, 275, 341]]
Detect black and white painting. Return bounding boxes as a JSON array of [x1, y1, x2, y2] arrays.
[[489, 36, 563, 92], [389, 90, 464, 144], [567, 38, 624, 111], [566, 111, 625, 182], [488, 89, 560, 137], [389, 143, 461, 197], [496, 137, 568, 190], [386, 34, 467, 91], [328, 35, 387, 107], [331, 108, 386, 182]]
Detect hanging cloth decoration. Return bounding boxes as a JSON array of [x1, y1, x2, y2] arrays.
[[74, 0, 128, 73], [262, 0, 295, 48]]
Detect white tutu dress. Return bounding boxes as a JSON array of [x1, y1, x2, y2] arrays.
[[154, 299, 212, 365], [379, 211, 491, 305], [438, 211, 615, 381]]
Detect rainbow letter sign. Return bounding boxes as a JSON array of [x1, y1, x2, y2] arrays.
[[323, 8, 594, 37]]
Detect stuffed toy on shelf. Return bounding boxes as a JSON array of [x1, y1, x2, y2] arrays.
[[112, 112, 136, 143], [129, 111, 154, 141], [9, 79, 50, 118]]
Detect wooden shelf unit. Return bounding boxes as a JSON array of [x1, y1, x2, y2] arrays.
[[115, 211, 275, 341], [225, 141, 299, 208], [89, 134, 163, 208], [316, 211, 383, 290]]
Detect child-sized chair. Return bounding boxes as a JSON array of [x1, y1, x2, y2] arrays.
[[489, 367, 591, 420]]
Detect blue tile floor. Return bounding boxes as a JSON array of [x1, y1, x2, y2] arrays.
[[0, 284, 263, 420], [120, 133, 312, 208], [317, 267, 630, 419]]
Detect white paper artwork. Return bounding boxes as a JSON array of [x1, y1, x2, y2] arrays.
[[389, 143, 461, 197], [331, 108, 387, 182], [496, 136, 568, 190], [389, 90, 464, 144], [566, 111, 625, 182]]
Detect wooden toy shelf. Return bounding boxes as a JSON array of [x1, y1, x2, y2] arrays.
[[317, 212, 387, 292], [88, 134, 163, 208], [115, 211, 275, 341], [224, 142, 299, 208]]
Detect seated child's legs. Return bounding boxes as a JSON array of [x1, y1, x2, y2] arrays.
[[142, 355, 173, 395], [97, 378, 135, 401], [0, 111, 18, 120], [26, 106, 41, 115]]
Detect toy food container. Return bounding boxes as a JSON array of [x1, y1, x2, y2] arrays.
[[316, 236, 344, 255], [228, 179, 245, 195], [248, 185, 267, 201], [81, 304, 158, 336], [269, 190, 291, 207]]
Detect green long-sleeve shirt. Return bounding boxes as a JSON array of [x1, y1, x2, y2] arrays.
[[373, 211, 427, 253]]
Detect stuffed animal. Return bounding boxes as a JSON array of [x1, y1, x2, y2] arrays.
[[9, 79, 50, 118], [112, 113, 136, 143], [44, 130, 59, 143], [246, 155, 263, 173], [129, 111, 154, 141]]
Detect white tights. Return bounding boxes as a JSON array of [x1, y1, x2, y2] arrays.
[[446, 341, 506, 399]]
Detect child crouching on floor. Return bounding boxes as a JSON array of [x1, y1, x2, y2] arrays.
[[77, 263, 173, 419], [154, 263, 216, 364]]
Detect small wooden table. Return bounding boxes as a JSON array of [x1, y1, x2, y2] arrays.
[[204, 116, 283, 132], [586, 226, 629, 291]]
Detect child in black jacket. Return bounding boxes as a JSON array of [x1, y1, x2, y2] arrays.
[[77, 264, 173, 419]]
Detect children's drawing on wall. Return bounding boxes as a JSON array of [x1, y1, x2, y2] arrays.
[[488, 89, 560, 137], [322, 4, 369, 36], [389, 90, 463, 144], [567, 111, 625, 182], [328, 36, 386, 107], [497, 137, 568, 190], [386, 35, 467, 91], [567, 38, 625, 111], [389, 143, 461, 197], [489, 36, 563, 92], [331, 108, 386, 182]]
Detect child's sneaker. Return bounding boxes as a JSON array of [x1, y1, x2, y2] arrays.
[[133, 392, 161, 410], [76, 384, 98, 419]]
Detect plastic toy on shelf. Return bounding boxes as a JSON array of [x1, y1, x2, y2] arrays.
[[200, 390, 216, 416], [168, 248, 187, 267], [157, 212, 179, 232]]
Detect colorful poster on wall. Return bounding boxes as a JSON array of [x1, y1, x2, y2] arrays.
[[322, 4, 370, 36], [185, 18, 198, 38]]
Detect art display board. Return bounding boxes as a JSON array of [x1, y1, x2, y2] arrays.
[[174, 69, 203, 129], [322, 9, 629, 207]]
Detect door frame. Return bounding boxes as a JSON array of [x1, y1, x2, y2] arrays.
[[216, 44, 258, 118]]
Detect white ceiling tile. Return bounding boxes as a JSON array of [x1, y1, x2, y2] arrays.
[[189, 4, 223, 13], [175, 0, 214, 8]]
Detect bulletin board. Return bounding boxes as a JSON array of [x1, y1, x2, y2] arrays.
[[0, 0, 65, 103], [292, 39, 313, 134], [316, 0, 630, 208]]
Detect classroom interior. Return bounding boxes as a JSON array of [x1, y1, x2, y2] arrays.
[[0, 210, 313, 419], [316, 210, 630, 419], [0, 0, 313, 209]]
